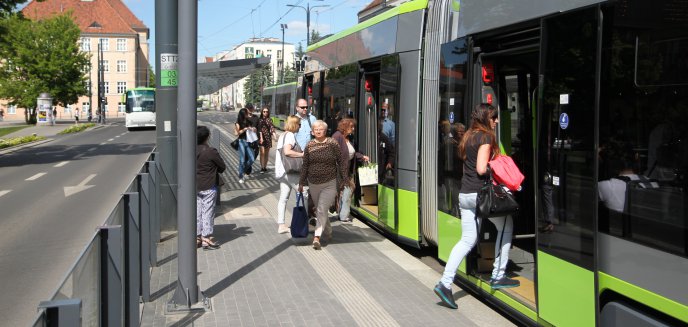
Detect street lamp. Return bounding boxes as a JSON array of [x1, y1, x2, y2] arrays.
[[280, 23, 288, 84], [287, 0, 329, 47]]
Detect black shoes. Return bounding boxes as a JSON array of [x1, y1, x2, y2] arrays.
[[433, 283, 457, 309], [490, 277, 520, 289]]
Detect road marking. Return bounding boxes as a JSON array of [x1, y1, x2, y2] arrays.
[[54, 161, 69, 167], [0, 190, 11, 197], [115, 135, 121, 138], [108, 138, 114, 141], [74, 153, 84, 159], [87, 147, 97, 151], [26, 173, 47, 181], [100, 142, 106, 145], [64, 174, 97, 197]]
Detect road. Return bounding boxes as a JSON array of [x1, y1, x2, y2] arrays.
[[0, 123, 155, 326]]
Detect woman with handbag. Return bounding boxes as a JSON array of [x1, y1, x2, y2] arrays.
[[275, 115, 304, 234], [298, 120, 345, 249], [332, 118, 369, 222], [234, 108, 256, 183], [196, 126, 226, 250], [257, 106, 276, 173], [434, 104, 519, 310]]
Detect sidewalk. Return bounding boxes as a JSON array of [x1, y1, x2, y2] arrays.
[[140, 122, 515, 326]]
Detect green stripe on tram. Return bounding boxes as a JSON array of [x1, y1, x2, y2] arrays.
[[308, 0, 429, 51], [396, 188, 419, 241], [598, 272, 688, 324], [538, 251, 595, 326]]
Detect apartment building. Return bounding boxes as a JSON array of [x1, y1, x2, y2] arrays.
[[1, 0, 149, 121], [215, 38, 295, 109]]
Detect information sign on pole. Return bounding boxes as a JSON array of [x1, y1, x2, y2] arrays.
[[160, 53, 179, 87]]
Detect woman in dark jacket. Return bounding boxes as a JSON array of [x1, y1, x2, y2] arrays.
[[331, 118, 369, 222], [196, 126, 227, 250]]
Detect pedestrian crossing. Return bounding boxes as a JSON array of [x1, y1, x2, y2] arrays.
[[207, 122, 280, 190]]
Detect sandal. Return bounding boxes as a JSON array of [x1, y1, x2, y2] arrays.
[[202, 236, 221, 249]]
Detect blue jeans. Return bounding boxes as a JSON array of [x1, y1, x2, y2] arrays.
[[237, 139, 255, 178], [440, 193, 514, 288], [338, 185, 352, 221]]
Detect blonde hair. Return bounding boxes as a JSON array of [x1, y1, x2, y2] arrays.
[[284, 115, 301, 133], [312, 119, 328, 131]]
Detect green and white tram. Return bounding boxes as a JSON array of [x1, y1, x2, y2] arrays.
[[261, 82, 297, 129], [302, 0, 687, 325]]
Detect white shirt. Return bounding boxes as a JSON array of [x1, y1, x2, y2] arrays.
[[598, 174, 659, 212], [347, 141, 355, 160], [275, 132, 297, 179]]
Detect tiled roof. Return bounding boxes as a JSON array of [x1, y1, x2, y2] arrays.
[[21, 0, 147, 36], [359, 0, 384, 14]]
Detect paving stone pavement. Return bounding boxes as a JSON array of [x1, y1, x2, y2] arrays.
[[140, 123, 515, 327]]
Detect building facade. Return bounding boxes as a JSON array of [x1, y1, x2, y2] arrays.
[[215, 38, 295, 109], [0, 0, 149, 121]]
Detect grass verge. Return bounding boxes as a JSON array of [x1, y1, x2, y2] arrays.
[[0, 125, 30, 137], [58, 123, 96, 134], [0, 134, 46, 149]]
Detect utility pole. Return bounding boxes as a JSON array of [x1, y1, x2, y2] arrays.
[[97, 43, 103, 124], [99, 43, 106, 124], [155, 0, 179, 234], [287, 0, 329, 48], [280, 24, 287, 84]]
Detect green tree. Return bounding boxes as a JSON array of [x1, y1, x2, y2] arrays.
[[0, 13, 89, 124], [148, 65, 156, 87], [278, 63, 298, 84], [310, 29, 321, 45], [243, 63, 273, 105]]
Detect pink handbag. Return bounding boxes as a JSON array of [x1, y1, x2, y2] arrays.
[[488, 155, 524, 191]]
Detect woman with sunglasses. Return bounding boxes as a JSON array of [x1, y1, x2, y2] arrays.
[[433, 104, 519, 310], [257, 106, 276, 173], [234, 108, 256, 183]]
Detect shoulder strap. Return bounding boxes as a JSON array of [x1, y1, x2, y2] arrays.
[[306, 114, 312, 129]]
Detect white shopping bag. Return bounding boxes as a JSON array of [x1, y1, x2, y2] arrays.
[[246, 129, 258, 143], [357, 163, 378, 186]]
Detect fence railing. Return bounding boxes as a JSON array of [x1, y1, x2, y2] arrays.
[[32, 151, 165, 327]]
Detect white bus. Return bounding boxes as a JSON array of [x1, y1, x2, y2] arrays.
[[123, 87, 155, 130]]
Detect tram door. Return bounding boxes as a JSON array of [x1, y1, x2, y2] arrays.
[[351, 67, 396, 229], [471, 47, 540, 307]]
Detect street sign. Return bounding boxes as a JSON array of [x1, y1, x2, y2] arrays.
[[160, 53, 178, 87]]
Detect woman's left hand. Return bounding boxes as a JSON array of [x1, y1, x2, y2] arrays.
[[363, 155, 370, 162]]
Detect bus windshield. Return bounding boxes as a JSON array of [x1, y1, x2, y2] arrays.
[[125, 89, 155, 113]]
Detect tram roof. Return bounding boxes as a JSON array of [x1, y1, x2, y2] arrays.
[[197, 57, 270, 95], [307, 0, 428, 52]]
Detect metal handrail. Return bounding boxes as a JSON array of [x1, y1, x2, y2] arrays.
[[31, 151, 163, 327]]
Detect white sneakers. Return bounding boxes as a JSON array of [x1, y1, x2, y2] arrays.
[[238, 178, 244, 184], [278, 224, 289, 234]]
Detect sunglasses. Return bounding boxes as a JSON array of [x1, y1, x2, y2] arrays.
[[298, 106, 308, 109]]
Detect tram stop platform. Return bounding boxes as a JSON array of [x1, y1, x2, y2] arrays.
[[140, 122, 515, 327]]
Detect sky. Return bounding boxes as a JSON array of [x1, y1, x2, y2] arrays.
[[122, 0, 369, 67]]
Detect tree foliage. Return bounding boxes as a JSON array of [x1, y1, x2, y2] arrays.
[[0, 13, 89, 123], [277, 63, 298, 84], [243, 63, 273, 105]]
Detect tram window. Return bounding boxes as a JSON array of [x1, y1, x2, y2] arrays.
[[538, 8, 597, 269], [438, 38, 468, 216], [378, 55, 399, 188], [598, 4, 688, 257]]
